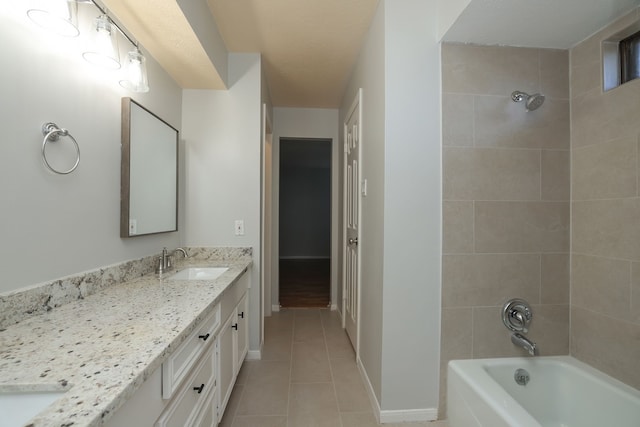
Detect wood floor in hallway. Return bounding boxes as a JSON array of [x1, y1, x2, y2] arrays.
[[218, 309, 448, 427], [279, 260, 331, 308]]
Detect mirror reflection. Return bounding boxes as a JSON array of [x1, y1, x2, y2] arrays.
[[120, 97, 178, 237]]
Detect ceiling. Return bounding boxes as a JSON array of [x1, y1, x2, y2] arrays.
[[104, 0, 379, 109], [444, 0, 640, 48], [103, 0, 640, 109]]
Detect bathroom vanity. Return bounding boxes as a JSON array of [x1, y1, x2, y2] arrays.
[[0, 254, 251, 427]]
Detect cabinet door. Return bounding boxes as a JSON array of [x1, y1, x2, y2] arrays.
[[236, 292, 249, 370], [217, 311, 237, 419]]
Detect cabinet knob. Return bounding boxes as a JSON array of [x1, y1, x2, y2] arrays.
[[232, 323, 238, 330], [198, 333, 210, 341], [193, 383, 205, 394], [238, 312, 244, 319]]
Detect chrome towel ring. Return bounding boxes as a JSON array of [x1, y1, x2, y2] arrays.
[[41, 122, 80, 175]]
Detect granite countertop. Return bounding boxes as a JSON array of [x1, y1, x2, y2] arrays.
[[0, 259, 251, 427]]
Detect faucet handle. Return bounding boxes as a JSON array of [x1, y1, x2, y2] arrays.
[[502, 298, 533, 333]]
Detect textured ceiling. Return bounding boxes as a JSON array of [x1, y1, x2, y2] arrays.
[[207, 0, 379, 108], [105, 0, 378, 108], [103, 0, 226, 89]]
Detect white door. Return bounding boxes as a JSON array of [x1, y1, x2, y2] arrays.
[[343, 89, 362, 352]]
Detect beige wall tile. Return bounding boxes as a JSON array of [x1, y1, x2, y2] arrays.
[[528, 304, 570, 355], [570, 87, 608, 149], [541, 150, 570, 201], [443, 201, 473, 253], [633, 263, 640, 323], [474, 97, 569, 150], [443, 148, 541, 201], [472, 306, 537, 358], [571, 306, 640, 390], [572, 137, 638, 200], [474, 201, 569, 253], [472, 305, 568, 358], [572, 254, 631, 320], [439, 308, 473, 419], [540, 49, 569, 99], [442, 44, 539, 96], [442, 254, 540, 307], [441, 308, 473, 362], [572, 198, 640, 260], [443, 93, 474, 147], [541, 254, 570, 305]]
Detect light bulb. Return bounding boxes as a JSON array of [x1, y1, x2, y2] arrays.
[[82, 15, 120, 69], [27, 0, 79, 37], [120, 48, 149, 93]]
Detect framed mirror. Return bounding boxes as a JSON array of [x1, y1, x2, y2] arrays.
[[120, 97, 178, 237]]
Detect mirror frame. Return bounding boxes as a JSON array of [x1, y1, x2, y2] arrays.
[[120, 97, 179, 238]]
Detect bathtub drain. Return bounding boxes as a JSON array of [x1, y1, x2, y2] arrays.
[[514, 368, 530, 386]]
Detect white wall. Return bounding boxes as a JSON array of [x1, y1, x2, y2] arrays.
[[182, 54, 263, 351], [437, 0, 472, 40], [0, 4, 182, 294], [381, 0, 441, 413], [272, 108, 340, 308], [339, 0, 442, 417], [339, 0, 386, 403]]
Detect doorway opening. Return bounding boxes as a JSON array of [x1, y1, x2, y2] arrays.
[[278, 138, 332, 308]]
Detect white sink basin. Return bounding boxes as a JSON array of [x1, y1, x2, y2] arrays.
[[169, 267, 228, 281], [0, 390, 66, 426]]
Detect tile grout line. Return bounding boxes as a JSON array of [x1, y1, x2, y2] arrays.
[[322, 309, 345, 427]]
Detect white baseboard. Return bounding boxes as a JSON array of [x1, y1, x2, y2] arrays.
[[272, 304, 280, 312], [330, 303, 338, 311], [357, 357, 382, 423], [246, 350, 261, 360], [357, 357, 438, 423], [379, 408, 438, 423]]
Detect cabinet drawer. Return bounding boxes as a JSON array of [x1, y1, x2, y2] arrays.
[[156, 345, 216, 427], [192, 387, 217, 427], [163, 305, 220, 399]]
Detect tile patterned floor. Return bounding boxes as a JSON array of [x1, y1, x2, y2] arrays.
[[219, 309, 448, 427]]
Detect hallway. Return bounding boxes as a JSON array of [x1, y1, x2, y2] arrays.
[[219, 309, 448, 426]]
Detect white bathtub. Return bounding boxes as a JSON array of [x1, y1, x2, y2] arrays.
[[447, 356, 640, 427]]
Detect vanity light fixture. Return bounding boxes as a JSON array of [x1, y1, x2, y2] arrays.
[[120, 47, 149, 93], [26, 0, 150, 92], [27, 0, 80, 37], [82, 14, 120, 69]]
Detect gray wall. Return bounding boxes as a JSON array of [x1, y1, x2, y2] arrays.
[[0, 5, 182, 294], [340, 0, 442, 417], [182, 54, 263, 353]]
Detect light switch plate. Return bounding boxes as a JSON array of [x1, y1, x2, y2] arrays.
[[235, 220, 244, 236]]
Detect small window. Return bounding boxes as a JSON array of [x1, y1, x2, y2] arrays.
[[619, 30, 640, 84]]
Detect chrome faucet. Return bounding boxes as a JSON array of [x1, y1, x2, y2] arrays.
[[511, 332, 537, 356], [173, 247, 188, 259], [156, 247, 189, 276]]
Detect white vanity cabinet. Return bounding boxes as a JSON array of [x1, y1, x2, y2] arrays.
[[216, 270, 250, 419], [105, 267, 250, 427]]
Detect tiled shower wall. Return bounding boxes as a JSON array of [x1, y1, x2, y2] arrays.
[[440, 44, 571, 415], [570, 9, 640, 390]]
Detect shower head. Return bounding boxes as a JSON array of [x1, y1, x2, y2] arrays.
[[511, 91, 545, 111]]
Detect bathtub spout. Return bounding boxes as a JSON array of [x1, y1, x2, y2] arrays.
[[511, 332, 537, 356]]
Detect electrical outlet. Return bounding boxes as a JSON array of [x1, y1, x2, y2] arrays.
[[234, 220, 244, 236]]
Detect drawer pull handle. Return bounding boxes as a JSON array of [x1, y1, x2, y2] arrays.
[[232, 323, 238, 330], [198, 333, 210, 341], [193, 383, 205, 394], [238, 312, 244, 319]]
